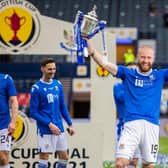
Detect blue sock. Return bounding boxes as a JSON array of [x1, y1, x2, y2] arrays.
[[38, 159, 48, 168], [56, 160, 67, 168]]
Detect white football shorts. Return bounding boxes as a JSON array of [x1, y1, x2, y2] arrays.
[[38, 132, 68, 153], [116, 119, 159, 164], [0, 128, 11, 151], [115, 120, 141, 160]]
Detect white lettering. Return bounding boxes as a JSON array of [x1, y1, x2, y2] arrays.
[[135, 79, 143, 87], [47, 94, 54, 103]]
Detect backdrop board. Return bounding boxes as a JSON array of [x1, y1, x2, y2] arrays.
[[91, 33, 116, 161], [10, 114, 104, 168]]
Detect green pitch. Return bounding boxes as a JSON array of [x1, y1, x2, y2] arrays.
[[103, 137, 168, 168], [159, 136, 168, 154]]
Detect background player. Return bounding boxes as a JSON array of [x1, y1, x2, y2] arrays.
[[29, 58, 75, 168]]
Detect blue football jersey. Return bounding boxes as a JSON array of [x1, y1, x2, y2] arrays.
[[0, 74, 17, 129], [113, 83, 125, 140], [113, 83, 125, 120], [29, 79, 72, 135], [116, 66, 168, 125]]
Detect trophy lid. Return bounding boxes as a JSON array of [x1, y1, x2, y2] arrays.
[[88, 5, 97, 18]]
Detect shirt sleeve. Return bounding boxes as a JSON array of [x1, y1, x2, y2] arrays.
[[29, 86, 51, 125], [6, 74, 17, 96], [163, 68, 168, 81], [58, 82, 72, 126], [115, 65, 127, 80]]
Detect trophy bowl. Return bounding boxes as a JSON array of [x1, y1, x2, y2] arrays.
[[80, 5, 98, 37], [81, 14, 98, 37]]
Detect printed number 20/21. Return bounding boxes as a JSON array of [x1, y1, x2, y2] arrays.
[[10, 161, 87, 168], [69, 161, 86, 168]]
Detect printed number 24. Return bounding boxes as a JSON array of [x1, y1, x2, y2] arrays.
[[0, 135, 9, 144]]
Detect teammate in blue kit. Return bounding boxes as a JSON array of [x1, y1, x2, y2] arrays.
[[86, 38, 168, 168], [29, 58, 75, 168], [113, 82, 125, 141], [113, 63, 137, 141], [0, 74, 18, 168]]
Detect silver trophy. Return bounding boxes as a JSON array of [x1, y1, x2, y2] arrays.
[[80, 5, 98, 37]]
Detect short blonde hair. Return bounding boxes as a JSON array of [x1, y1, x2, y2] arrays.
[[138, 45, 155, 57], [138, 45, 155, 53]]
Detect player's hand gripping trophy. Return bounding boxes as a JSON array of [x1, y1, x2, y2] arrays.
[[73, 5, 107, 64]]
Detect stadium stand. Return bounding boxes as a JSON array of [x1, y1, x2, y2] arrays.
[[0, 0, 165, 64]]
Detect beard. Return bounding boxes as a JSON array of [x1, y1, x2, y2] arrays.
[[46, 73, 55, 80], [138, 62, 152, 73]]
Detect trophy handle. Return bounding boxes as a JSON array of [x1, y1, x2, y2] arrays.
[[87, 20, 106, 39], [4, 16, 11, 27], [20, 17, 26, 26]]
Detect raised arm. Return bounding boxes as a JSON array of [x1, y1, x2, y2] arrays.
[[86, 38, 118, 76]]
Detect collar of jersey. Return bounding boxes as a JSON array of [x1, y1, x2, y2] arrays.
[[40, 78, 53, 84], [136, 68, 152, 76]]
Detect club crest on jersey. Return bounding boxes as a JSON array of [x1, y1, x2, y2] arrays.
[[55, 86, 59, 91], [149, 74, 155, 80]]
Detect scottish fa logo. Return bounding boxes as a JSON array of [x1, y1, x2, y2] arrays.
[[12, 111, 29, 147], [0, 0, 41, 54]]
